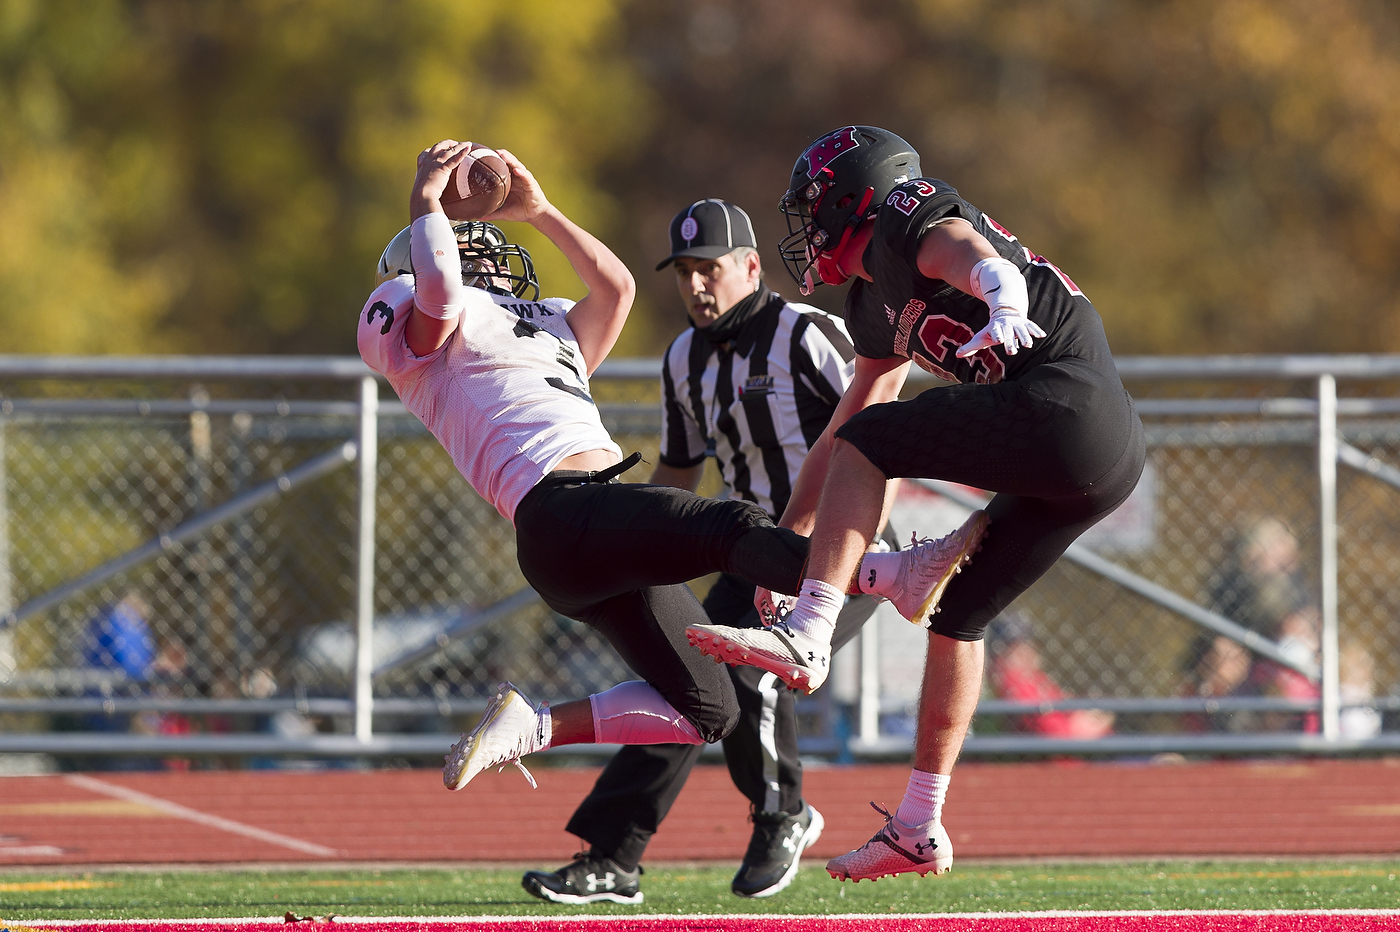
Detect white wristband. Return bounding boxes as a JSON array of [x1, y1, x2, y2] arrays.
[[969, 257, 1028, 315], [410, 213, 467, 320]]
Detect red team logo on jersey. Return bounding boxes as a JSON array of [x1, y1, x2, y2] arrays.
[[801, 126, 861, 178], [912, 315, 1006, 385]]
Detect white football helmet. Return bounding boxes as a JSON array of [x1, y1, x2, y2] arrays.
[[375, 221, 539, 300], [376, 225, 414, 284]]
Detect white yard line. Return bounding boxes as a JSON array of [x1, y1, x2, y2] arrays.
[[63, 774, 340, 858], [0, 845, 65, 856]]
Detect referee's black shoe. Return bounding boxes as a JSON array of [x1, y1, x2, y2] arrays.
[[522, 852, 643, 905], [731, 802, 825, 898]]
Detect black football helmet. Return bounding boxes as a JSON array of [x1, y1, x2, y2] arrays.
[[777, 126, 921, 293], [375, 220, 539, 301]]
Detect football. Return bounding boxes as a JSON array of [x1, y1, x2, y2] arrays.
[[441, 146, 511, 221]]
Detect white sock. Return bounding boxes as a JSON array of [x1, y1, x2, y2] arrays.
[[895, 769, 950, 827], [589, 680, 705, 745], [785, 577, 843, 644], [857, 549, 904, 596]]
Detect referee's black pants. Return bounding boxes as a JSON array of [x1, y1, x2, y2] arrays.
[[564, 573, 880, 871], [513, 471, 810, 747]]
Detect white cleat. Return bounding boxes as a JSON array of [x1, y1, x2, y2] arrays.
[[443, 681, 547, 791], [884, 510, 990, 627], [825, 802, 953, 882], [686, 621, 830, 693]]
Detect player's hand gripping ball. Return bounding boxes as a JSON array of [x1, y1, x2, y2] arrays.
[[441, 146, 511, 221]]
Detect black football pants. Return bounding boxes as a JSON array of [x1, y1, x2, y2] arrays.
[[513, 471, 810, 746], [836, 355, 1146, 641]]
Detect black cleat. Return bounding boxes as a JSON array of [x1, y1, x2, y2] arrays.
[[522, 852, 643, 905], [731, 802, 825, 898]]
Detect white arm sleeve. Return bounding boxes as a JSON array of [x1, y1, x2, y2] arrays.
[[410, 213, 469, 320], [969, 256, 1029, 315]]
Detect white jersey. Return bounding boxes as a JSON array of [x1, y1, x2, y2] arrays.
[[357, 276, 621, 524]]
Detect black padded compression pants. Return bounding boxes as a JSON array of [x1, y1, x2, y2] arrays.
[[513, 474, 809, 744], [835, 355, 1145, 641]]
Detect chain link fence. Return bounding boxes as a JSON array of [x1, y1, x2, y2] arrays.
[[0, 355, 1397, 768]]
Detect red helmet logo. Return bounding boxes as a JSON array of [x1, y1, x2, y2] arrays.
[[800, 126, 861, 179]]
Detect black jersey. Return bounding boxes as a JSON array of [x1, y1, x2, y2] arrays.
[[846, 178, 1113, 384]]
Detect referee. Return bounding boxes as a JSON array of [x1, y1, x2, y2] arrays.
[[524, 199, 893, 902]]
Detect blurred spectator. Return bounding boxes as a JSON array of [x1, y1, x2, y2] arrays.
[[1339, 641, 1382, 740], [1206, 517, 1321, 733], [77, 593, 156, 769], [986, 613, 1114, 739], [137, 636, 195, 771], [241, 666, 278, 701], [80, 591, 154, 738], [82, 592, 154, 683], [79, 598, 204, 770], [1255, 607, 1321, 733], [1179, 633, 1255, 732], [1208, 517, 1313, 639], [242, 666, 327, 772]]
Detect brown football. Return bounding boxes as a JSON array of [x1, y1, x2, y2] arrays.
[[441, 146, 511, 221]]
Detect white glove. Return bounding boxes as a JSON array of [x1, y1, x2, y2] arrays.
[[956, 256, 1045, 357], [754, 586, 796, 626], [957, 307, 1046, 357]]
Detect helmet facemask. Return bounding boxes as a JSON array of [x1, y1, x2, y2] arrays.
[[778, 182, 831, 296], [779, 174, 874, 295], [777, 126, 921, 294], [453, 221, 540, 301]]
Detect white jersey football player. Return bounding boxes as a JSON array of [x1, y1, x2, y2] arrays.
[[358, 144, 972, 892]]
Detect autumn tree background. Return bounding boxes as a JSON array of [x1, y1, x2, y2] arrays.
[[3, 0, 1398, 359]]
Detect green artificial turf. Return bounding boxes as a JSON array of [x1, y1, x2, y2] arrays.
[[1, 861, 1398, 920]]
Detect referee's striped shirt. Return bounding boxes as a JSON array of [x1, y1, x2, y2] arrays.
[[659, 295, 857, 520]]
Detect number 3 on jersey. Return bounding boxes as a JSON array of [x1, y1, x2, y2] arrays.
[[886, 181, 937, 217]]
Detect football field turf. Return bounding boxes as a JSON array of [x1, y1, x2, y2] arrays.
[[2, 861, 1398, 921]]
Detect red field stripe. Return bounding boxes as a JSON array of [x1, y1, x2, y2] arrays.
[[10, 912, 1400, 931]]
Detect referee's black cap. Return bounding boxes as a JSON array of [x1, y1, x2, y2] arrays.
[[655, 199, 757, 270]]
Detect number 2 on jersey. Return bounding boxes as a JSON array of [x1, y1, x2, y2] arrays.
[[886, 181, 938, 217]]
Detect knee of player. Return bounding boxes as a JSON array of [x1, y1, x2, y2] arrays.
[[927, 614, 988, 643], [689, 702, 739, 745], [724, 502, 778, 549], [733, 500, 773, 529], [829, 431, 890, 479]]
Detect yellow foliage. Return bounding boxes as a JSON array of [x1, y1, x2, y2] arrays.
[[5, 0, 1400, 356], [0, 0, 649, 355]]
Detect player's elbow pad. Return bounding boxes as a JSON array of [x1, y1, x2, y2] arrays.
[[969, 257, 1028, 315], [410, 213, 467, 320]]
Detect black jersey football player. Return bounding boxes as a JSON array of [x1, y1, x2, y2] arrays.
[[687, 126, 1145, 882]]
